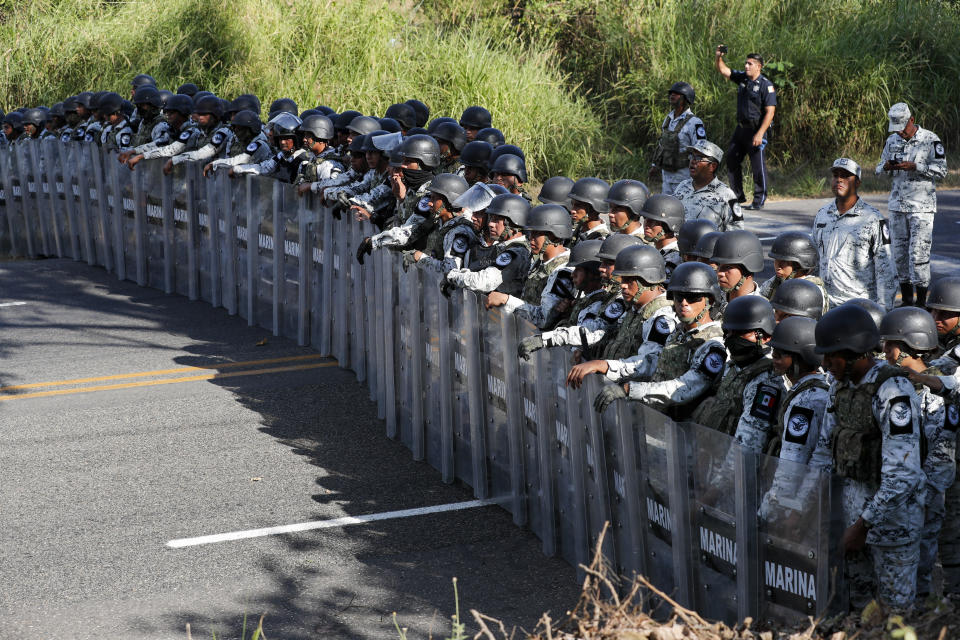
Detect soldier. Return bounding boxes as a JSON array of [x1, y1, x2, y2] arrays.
[[267, 97, 298, 120], [442, 193, 531, 297], [538, 176, 575, 211], [430, 121, 467, 176], [569, 177, 611, 243], [356, 134, 443, 261], [82, 91, 107, 144], [673, 139, 744, 231], [331, 110, 361, 152], [97, 93, 134, 153], [203, 109, 273, 177], [126, 85, 170, 153], [690, 230, 723, 269], [229, 112, 307, 182], [458, 106, 492, 142], [807, 305, 925, 610], [294, 115, 343, 190], [489, 153, 528, 199], [605, 179, 649, 239], [1, 112, 23, 144], [650, 81, 706, 195], [163, 95, 233, 175], [125, 95, 201, 170], [640, 194, 684, 279], [384, 103, 416, 135], [177, 83, 199, 97], [758, 231, 829, 315], [770, 278, 825, 322], [712, 229, 765, 301], [46, 103, 65, 138], [486, 204, 572, 327], [347, 132, 404, 227], [406, 173, 476, 275], [760, 317, 829, 518], [21, 108, 53, 140], [72, 91, 94, 141], [593, 261, 726, 417], [813, 158, 897, 309], [405, 99, 430, 128], [880, 307, 957, 602], [475, 127, 505, 147], [677, 219, 718, 263], [875, 103, 947, 307], [566, 244, 678, 391], [459, 140, 492, 186], [60, 97, 81, 143]]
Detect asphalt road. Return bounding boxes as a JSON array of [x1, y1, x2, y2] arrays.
[[0, 260, 579, 639]]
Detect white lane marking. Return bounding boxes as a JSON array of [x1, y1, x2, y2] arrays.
[[0, 301, 28, 307], [166, 499, 494, 548]]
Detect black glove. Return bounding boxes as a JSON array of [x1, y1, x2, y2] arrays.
[[336, 191, 352, 210], [517, 335, 545, 361], [440, 278, 457, 298], [356, 237, 373, 264], [330, 201, 343, 220], [401, 250, 419, 272], [593, 384, 626, 414]]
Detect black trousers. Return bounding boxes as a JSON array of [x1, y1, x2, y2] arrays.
[[726, 125, 768, 206]]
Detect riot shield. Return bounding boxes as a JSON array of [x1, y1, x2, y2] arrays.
[[420, 264, 444, 470], [41, 138, 69, 258], [135, 157, 162, 289], [317, 205, 335, 356], [249, 177, 275, 332], [361, 219, 379, 399], [74, 143, 100, 266], [24, 140, 52, 256], [463, 289, 488, 496], [0, 147, 9, 257], [87, 144, 114, 272], [349, 213, 367, 382], [169, 160, 193, 298], [15, 142, 43, 257], [333, 211, 350, 367], [296, 190, 311, 346], [57, 142, 86, 262], [382, 245, 398, 436], [279, 183, 300, 341], [517, 319, 545, 538], [309, 201, 329, 353], [0, 146, 22, 257], [223, 170, 246, 316], [394, 255, 416, 449], [198, 165, 219, 305], [480, 304, 512, 503]]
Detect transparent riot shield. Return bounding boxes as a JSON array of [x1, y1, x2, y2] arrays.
[[480, 304, 513, 503], [41, 138, 69, 258], [687, 422, 744, 624], [309, 202, 329, 353], [87, 144, 114, 272], [394, 255, 416, 449], [421, 265, 445, 470], [24, 140, 52, 256], [296, 191, 311, 346], [279, 183, 300, 341], [756, 449, 832, 625], [447, 285, 478, 489], [136, 158, 164, 290], [349, 215, 367, 382], [97, 147, 130, 281], [361, 219, 379, 399], [57, 142, 87, 262], [545, 346, 590, 568], [0, 147, 21, 258], [223, 171, 246, 316], [382, 246, 398, 437], [252, 177, 276, 332], [74, 143, 101, 266], [333, 212, 351, 367], [170, 160, 193, 298], [0, 148, 9, 257], [198, 166, 219, 305], [517, 319, 545, 538], [15, 142, 44, 257], [316, 205, 335, 356]]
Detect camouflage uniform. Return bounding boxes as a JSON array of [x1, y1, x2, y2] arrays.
[[294, 148, 343, 185], [437, 155, 463, 177], [137, 122, 202, 159], [416, 216, 479, 274], [546, 288, 609, 332], [875, 127, 946, 288], [602, 295, 679, 382], [132, 112, 171, 148], [658, 239, 682, 281], [812, 197, 897, 310], [446, 235, 531, 297], [519, 252, 569, 304], [573, 220, 610, 244], [232, 147, 311, 182], [806, 362, 926, 609], [370, 182, 433, 250], [208, 132, 272, 170], [626, 320, 727, 419], [502, 256, 574, 329], [81, 118, 102, 144], [310, 165, 360, 193], [101, 119, 134, 153], [170, 124, 234, 166], [655, 108, 706, 195], [758, 274, 830, 316], [530, 292, 623, 351], [673, 176, 744, 231]]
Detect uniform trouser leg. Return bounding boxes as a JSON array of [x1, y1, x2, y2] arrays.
[[918, 489, 946, 597], [661, 170, 686, 196], [727, 126, 768, 206], [890, 210, 934, 287], [847, 541, 920, 609], [726, 128, 749, 203], [939, 477, 960, 593]]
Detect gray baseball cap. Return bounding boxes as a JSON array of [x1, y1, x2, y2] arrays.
[[831, 157, 861, 179], [888, 102, 911, 132], [689, 139, 723, 164]]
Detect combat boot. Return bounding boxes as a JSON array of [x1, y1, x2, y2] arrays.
[[916, 285, 928, 308], [900, 282, 915, 306]]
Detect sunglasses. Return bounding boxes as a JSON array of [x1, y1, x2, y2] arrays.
[[673, 293, 705, 304]]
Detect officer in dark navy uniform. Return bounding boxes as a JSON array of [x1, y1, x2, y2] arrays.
[[715, 46, 777, 210]]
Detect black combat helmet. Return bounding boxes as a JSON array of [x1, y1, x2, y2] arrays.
[[815, 305, 879, 355], [604, 179, 650, 219], [299, 114, 335, 141], [879, 307, 939, 352], [475, 127, 505, 147], [428, 173, 470, 205], [97, 92, 125, 116], [641, 194, 685, 234], [926, 277, 960, 313], [22, 107, 48, 128], [269, 98, 298, 116], [769, 231, 818, 270], [485, 193, 530, 227], [677, 219, 719, 256], [384, 103, 416, 130], [538, 176, 575, 209], [334, 110, 362, 131], [490, 154, 527, 183], [405, 99, 430, 127], [711, 230, 765, 273], [770, 316, 822, 366], [177, 83, 200, 97], [770, 278, 825, 320], [231, 110, 262, 134], [459, 140, 493, 169], [431, 121, 467, 153], [667, 262, 719, 300], [347, 115, 380, 136], [525, 204, 573, 240], [427, 117, 458, 134], [130, 73, 156, 89], [488, 143, 525, 166], [597, 233, 644, 261], [722, 296, 776, 336], [841, 298, 885, 332], [193, 95, 224, 119], [612, 245, 667, 283], [569, 177, 610, 214], [567, 239, 603, 269], [399, 134, 441, 168], [164, 94, 194, 116], [691, 231, 724, 260], [459, 105, 492, 130], [132, 85, 163, 109], [668, 81, 696, 104]]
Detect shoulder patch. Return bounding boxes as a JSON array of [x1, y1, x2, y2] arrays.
[[935, 142, 945, 158], [550, 271, 575, 299], [700, 347, 726, 376], [212, 131, 226, 146], [119, 133, 131, 146], [84, 133, 94, 142], [649, 314, 673, 345], [495, 251, 514, 267], [784, 406, 814, 444], [245, 142, 258, 153], [880, 219, 891, 244], [417, 195, 431, 213], [947, 404, 960, 432], [178, 130, 191, 142], [750, 382, 781, 421], [452, 235, 469, 255], [888, 395, 913, 435], [696, 124, 706, 139], [603, 300, 626, 321], [767, 85, 774, 93]]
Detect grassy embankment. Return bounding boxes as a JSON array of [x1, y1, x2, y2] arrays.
[[2, 0, 959, 192]]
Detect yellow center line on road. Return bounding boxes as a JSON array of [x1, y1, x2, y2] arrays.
[[0, 354, 330, 392], [0, 362, 338, 402]]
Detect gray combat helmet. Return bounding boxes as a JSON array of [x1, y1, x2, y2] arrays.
[[569, 177, 610, 213], [347, 115, 380, 136], [596, 233, 644, 261], [299, 114, 335, 141], [769, 231, 818, 270], [927, 277, 960, 313], [678, 219, 719, 255], [21, 107, 48, 128], [668, 81, 695, 104], [164, 94, 194, 116], [612, 245, 667, 283], [815, 305, 880, 355], [132, 85, 163, 109], [431, 121, 467, 153], [399, 134, 441, 168], [722, 296, 776, 335], [770, 316, 822, 366], [567, 239, 603, 269], [711, 230, 765, 273], [539, 176, 575, 209], [130, 73, 156, 89], [384, 103, 416, 129], [490, 153, 527, 183], [667, 262, 719, 300], [604, 179, 650, 218], [690, 231, 724, 260], [428, 173, 470, 205], [459, 106, 492, 130], [486, 193, 530, 227], [526, 204, 573, 240], [770, 278, 825, 319], [880, 307, 939, 352], [641, 194, 685, 234], [475, 127, 505, 147], [460, 141, 492, 169], [841, 298, 885, 332], [97, 92, 124, 116], [405, 99, 430, 127]]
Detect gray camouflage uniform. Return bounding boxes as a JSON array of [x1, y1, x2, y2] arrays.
[[370, 182, 432, 250], [416, 216, 479, 274], [537, 292, 628, 349], [208, 132, 272, 170], [502, 252, 573, 328], [673, 176, 744, 231], [171, 125, 234, 166], [806, 361, 925, 609], [295, 148, 343, 185], [137, 122, 203, 159], [231, 147, 310, 181], [875, 127, 947, 287], [658, 239, 682, 281], [812, 197, 897, 309], [445, 235, 531, 296], [602, 296, 679, 382], [101, 120, 134, 153], [658, 108, 706, 195]]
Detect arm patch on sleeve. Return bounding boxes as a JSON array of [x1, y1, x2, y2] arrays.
[[550, 271, 575, 299], [784, 406, 814, 443], [946, 403, 960, 432], [246, 142, 259, 153], [603, 300, 625, 321], [935, 142, 945, 158], [750, 382, 781, 421], [212, 131, 225, 146], [495, 251, 514, 268], [451, 235, 469, 255], [179, 130, 191, 142], [699, 346, 726, 377], [696, 124, 706, 139], [648, 314, 673, 345], [888, 395, 913, 435], [880, 219, 891, 245]]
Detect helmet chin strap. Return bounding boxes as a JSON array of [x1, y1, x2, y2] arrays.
[[624, 282, 660, 306], [680, 303, 708, 326], [721, 274, 747, 293]]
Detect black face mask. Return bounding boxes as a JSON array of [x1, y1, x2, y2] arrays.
[[724, 335, 765, 366], [402, 167, 433, 189]]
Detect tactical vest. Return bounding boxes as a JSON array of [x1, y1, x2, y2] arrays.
[[134, 113, 164, 147], [763, 274, 825, 301], [829, 365, 905, 483], [652, 323, 724, 382], [521, 254, 569, 304], [553, 290, 605, 330], [297, 150, 341, 184], [423, 216, 472, 260], [766, 375, 830, 457], [691, 357, 773, 435], [597, 297, 673, 360], [654, 113, 695, 171]]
